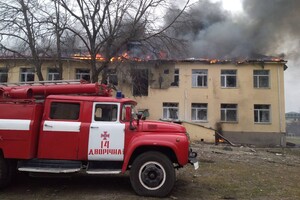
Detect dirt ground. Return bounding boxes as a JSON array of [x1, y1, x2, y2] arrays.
[[1, 143, 300, 200]]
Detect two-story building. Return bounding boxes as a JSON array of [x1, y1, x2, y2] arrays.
[[0, 57, 287, 146]]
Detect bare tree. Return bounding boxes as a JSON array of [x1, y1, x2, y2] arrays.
[[43, 0, 72, 80], [0, 0, 52, 81], [58, 0, 189, 83]]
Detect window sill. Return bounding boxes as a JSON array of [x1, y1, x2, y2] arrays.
[[221, 87, 238, 89], [254, 122, 271, 125], [254, 87, 271, 89], [192, 86, 208, 88], [220, 121, 238, 124], [192, 120, 208, 123]]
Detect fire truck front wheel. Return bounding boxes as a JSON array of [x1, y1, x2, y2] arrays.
[[130, 151, 175, 197], [0, 156, 14, 188]]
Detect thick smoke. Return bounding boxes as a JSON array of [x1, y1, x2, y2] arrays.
[[166, 0, 300, 60], [165, 0, 300, 111]]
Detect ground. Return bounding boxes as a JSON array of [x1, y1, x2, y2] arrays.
[[1, 143, 300, 200]]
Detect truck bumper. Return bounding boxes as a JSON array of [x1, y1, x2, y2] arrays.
[[188, 149, 199, 170]]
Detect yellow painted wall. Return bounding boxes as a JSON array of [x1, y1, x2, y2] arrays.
[[181, 121, 215, 143], [0, 59, 286, 144], [125, 62, 286, 135]]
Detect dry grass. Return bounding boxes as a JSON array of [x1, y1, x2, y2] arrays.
[[171, 144, 300, 200], [0, 143, 300, 200]]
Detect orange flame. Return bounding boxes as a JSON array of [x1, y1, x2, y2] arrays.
[[73, 52, 150, 62]]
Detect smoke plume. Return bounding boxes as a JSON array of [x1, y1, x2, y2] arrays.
[[166, 0, 300, 60]]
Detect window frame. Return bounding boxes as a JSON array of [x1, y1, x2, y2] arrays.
[[221, 104, 238, 122], [192, 69, 208, 88], [253, 70, 270, 88], [75, 68, 90, 81], [191, 103, 208, 122], [107, 68, 118, 85], [254, 104, 271, 123], [48, 68, 60, 81], [162, 102, 179, 120], [20, 68, 35, 83], [171, 68, 179, 87], [221, 70, 237, 88], [93, 103, 119, 122], [0, 68, 8, 83], [49, 102, 81, 120]]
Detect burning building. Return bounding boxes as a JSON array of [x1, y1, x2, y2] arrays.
[[0, 55, 287, 147]]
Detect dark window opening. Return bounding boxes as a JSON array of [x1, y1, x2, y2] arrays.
[[0, 68, 8, 83], [221, 104, 237, 122], [48, 68, 60, 81], [132, 69, 148, 96], [107, 69, 118, 85], [171, 69, 179, 86], [20, 68, 35, 82], [50, 102, 80, 120], [76, 69, 90, 81], [221, 70, 237, 88]]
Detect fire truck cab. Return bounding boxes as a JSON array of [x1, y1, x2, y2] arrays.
[[0, 81, 198, 197]]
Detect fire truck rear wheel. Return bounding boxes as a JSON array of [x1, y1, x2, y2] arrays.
[[130, 151, 175, 197], [0, 156, 14, 188]]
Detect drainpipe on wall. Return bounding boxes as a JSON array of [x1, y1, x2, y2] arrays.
[[277, 65, 285, 146], [184, 89, 188, 121]]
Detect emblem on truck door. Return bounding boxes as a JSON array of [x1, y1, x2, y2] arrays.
[[88, 103, 125, 161]]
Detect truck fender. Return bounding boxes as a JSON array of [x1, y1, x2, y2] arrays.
[[121, 136, 188, 172]]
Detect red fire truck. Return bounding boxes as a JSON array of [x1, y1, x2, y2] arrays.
[[0, 81, 198, 197]]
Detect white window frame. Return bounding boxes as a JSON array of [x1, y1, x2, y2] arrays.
[[221, 70, 237, 88], [162, 103, 179, 120], [20, 68, 35, 83], [48, 68, 60, 81], [253, 70, 270, 88], [192, 69, 208, 87], [76, 68, 90, 81], [107, 68, 118, 85], [221, 104, 238, 122], [254, 104, 271, 123], [191, 103, 208, 122]]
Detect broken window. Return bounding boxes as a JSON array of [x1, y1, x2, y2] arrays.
[[191, 103, 207, 121], [221, 70, 237, 88], [20, 68, 35, 83], [221, 104, 237, 122], [254, 104, 270, 123], [171, 69, 179, 86], [48, 68, 60, 81], [76, 68, 90, 81], [132, 69, 148, 96], [163, 102, 179, 120], [0, 68, 8, 83], [253, 70, 269, 88], [192, 69, 207, 87]]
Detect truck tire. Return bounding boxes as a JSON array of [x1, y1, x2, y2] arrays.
[[130, 151, 175, 197], [0, 156, 13, 188]]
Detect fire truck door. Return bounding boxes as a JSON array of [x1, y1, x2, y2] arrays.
[[88, 103, 125, 161], [38, 102, 81, 160]]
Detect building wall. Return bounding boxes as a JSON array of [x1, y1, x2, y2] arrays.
[[0, 59, 286, 146], [125, 62, 286, 146]]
